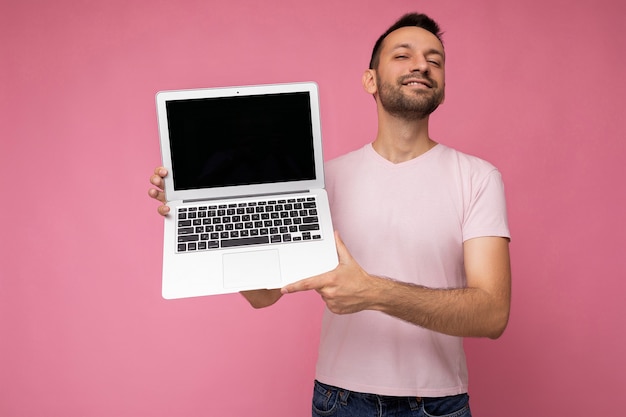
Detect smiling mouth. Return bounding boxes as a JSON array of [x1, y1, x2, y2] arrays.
[[402, 79, 432, 88], [400, 74, 434, 88]]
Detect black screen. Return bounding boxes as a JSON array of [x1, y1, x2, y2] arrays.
[[166, 92, 316, 191]]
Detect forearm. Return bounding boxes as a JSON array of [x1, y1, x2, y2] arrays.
[[371, 277, 510, 339], [240, 289, 283, 309]]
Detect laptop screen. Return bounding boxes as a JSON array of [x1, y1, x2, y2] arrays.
[[165, 92, 316, 191]]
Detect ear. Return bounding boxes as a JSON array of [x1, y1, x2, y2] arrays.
[[362, 69, 377, 95]]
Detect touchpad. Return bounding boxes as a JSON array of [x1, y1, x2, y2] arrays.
[[222, 249, 282, 289]]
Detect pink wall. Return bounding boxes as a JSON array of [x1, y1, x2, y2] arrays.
[[1, 0, 624, 415]]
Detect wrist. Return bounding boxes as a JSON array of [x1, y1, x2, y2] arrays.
[[367, 274, 398, 312]]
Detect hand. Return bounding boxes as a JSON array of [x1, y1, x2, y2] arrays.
[[281, 232, 386, 314], [148, 166, 170, 216], [240, 289, 283, 309]]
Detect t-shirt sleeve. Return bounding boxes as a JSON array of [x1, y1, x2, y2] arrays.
[[462, 169, 510, 241]]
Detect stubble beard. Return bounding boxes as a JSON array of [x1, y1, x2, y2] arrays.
[[376, 73, 444, 121]]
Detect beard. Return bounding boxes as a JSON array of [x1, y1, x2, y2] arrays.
[[376, 73, 444, 121]]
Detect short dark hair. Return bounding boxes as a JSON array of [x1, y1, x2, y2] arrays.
[[369, 13, 444, 69]]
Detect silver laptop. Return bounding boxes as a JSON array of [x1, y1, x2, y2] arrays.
[[156, 82, 338, 299]]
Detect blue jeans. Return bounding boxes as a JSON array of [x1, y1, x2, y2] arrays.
[[312, 380, 471, 417]]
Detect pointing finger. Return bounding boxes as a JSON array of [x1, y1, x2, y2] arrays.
[[281, 275, 325, 295]]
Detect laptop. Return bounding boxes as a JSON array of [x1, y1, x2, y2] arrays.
[[156, 82, 338, 299]]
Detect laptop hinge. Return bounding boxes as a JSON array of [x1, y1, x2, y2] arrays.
[[182, 190, 311, 204]]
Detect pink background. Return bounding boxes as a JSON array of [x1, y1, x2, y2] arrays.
[[1, 0, 625, 415]]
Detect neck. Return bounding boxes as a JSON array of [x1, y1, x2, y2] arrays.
[[372, 110, 437, 164]]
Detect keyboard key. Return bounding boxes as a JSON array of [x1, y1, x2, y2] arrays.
[[221, 236, 269, 248], [178, 234, 199, 242]]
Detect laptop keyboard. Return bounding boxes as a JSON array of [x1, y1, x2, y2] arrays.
[[176, 197, 322, 253]]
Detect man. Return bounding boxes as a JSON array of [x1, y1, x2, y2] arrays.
[[149, 13, 511, 417]]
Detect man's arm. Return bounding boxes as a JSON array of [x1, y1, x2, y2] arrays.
[[282, 233, 511, 339], [373, 236, 510, 338]]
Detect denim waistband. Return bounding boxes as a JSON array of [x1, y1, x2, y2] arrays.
[[315, 380, 468, 410]]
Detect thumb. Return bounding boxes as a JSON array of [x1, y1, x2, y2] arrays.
[[333, 231, 352, 263]]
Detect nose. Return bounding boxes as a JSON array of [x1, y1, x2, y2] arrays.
[[410, 54, 429, 73]]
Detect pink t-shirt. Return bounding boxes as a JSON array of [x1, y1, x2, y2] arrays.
[[316, 143, 510, 397]]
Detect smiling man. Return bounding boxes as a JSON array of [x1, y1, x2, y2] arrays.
[[371, 26, 446, 122], [149, 12, 511, 417]]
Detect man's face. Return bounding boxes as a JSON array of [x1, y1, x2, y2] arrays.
[[373, 26, 446, 120]]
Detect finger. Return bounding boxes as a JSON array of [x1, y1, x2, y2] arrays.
[[333, 231, 353, 264], [150, 174, 165, 189], [157, 204, 170, 216], [150, 167, 168, 189], [281, 275, 325, 294], [148, 188, 167, 203], [154, 166, 168, 177]]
